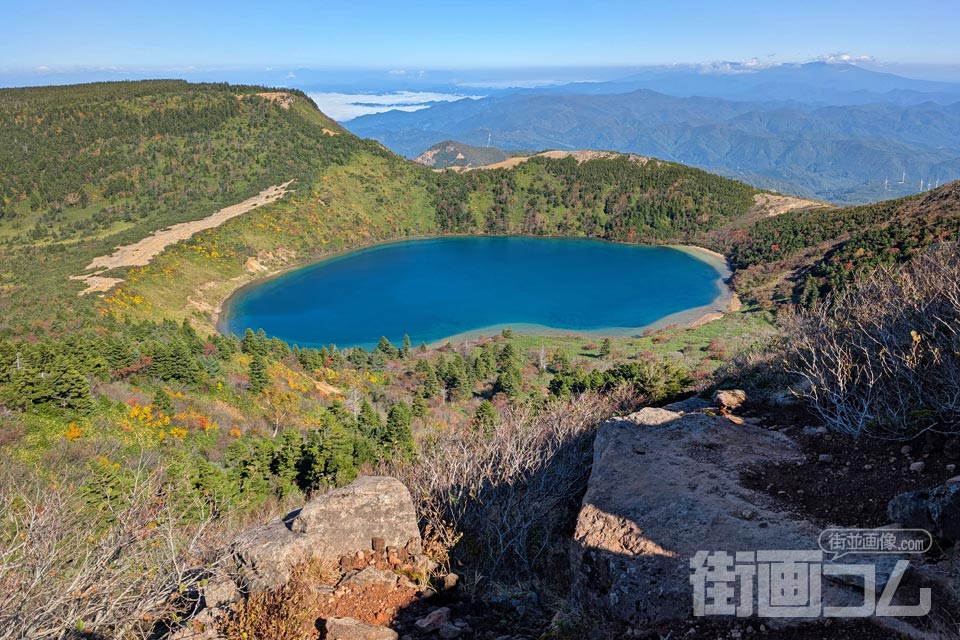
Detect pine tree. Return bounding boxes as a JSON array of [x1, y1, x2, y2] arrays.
[[412, 393, 429, 418], [152, 387, 174, 414], [494, 363, 523, 399], [357, 399, 382, 436], [383, 402, 416, 461], [599, 337, 613, 358], [271, 429, 303, 498], [472, 400, 497, 434], [402, 334, 412, 359], [375, 336, 399, 359], [249, 354, 269, 393]]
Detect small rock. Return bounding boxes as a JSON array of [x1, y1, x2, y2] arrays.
[[202, 579, 239, 609], [415, 607, 451, 633], [947, 464, 957, 473], [910, 461, 926, 474], [325, 617, 398, 640], [901, 445, 913, 456], [439, 623, 463, 639], [397, 575, 419, 590], [818, 454, 833, 463], [713, 389, 747, 411], [889, 479, 960, 543], [341, 567, 399, 589], [740, 509, 755, 520], [863, 464, 874, 471], [405, 537, 423, 556], [372, 536, 386, 552], [442, 572, 460, 591]]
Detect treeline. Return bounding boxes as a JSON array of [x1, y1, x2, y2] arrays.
[[726, 183, 960, 305], [434, 155, 758, 240]]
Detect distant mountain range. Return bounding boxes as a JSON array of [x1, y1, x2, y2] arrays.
[[347, 63, 960, 204]]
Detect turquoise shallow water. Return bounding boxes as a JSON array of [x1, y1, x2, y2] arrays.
[[223, 237, 726, 349]]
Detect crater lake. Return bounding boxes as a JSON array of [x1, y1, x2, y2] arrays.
[[221, 237, 730, 349]]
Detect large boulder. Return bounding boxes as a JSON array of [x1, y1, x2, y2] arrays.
[[234, 476, 420, 592], [888, 476, 960, 543], [569, 407, 873, 627]]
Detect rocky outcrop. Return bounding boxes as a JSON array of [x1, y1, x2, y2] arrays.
[[325, 616, 399, 640], [888, 476, 960, 543], [569, 406, 877, 627], [234, 476, 421, 592]]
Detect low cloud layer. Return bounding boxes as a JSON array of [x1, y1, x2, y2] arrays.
[[309, 91, 483, 121]]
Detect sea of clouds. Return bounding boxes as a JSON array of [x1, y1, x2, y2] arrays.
[[308, 91, 483, 121]]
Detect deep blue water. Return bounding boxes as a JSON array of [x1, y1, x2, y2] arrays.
[[223, 237, 725, 349]]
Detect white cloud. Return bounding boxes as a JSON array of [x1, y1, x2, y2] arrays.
[[457, 79, 565, 89], [814, 53, 875, 64], [309, 91, 483, 121]]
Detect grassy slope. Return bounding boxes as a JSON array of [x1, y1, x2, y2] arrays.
[[0, 81, 363, 327]]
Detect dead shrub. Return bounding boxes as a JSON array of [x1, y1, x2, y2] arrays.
[[782, 242, 960, 439], [393, 390, 625, 594], [219, 564, 315, 640]]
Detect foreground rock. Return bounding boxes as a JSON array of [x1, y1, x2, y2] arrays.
[[234, 476, 421, 591], [569, 406, 898, 629], [325, 616, 398, 640], [888, 476, 960, 543]]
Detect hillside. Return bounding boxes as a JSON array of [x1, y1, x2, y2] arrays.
[[347, 88, 960, 204], [414, 140, 526, 168], [4, 80, 960, 639], [0, 80, 391, 327], [719, 180, 960, 307]]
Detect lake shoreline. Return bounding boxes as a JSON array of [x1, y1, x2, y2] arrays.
[[217, 235, 738, 346]]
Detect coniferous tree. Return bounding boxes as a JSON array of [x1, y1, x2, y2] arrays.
[[472, 399, 497, 434], [383, 402, 416, 461], [249, 354, 269, 393]]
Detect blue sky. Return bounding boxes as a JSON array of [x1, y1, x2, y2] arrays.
[[4, 0, 960, 72]]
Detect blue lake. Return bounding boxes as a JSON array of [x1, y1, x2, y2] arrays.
[[222, 237, 728, 349]]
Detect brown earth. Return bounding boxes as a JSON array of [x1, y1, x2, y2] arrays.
[[72, 181, 293, 295], [739, 403, 959, 529]]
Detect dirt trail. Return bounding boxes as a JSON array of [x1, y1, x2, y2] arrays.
[[72, 181, 293, 295], [752, 192, 827, 216]]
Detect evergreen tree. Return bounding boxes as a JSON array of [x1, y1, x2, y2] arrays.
[[412, 393, 429, 418], [357, 398, 382, 435], [472, 400, 497, 434], [414, 358, 441, 398], [271, 429, 303, 498], [383, 402, 416, 461], [152, 387, 174, 414], [402, 334, 412, 359], [494, 363, 524, 399], [599, 337, 613, 358], [375, 336, 399, 359], [249, 354, 269, 393]]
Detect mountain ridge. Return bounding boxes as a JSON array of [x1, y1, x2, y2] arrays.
[[348, 84, 960, 204]]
